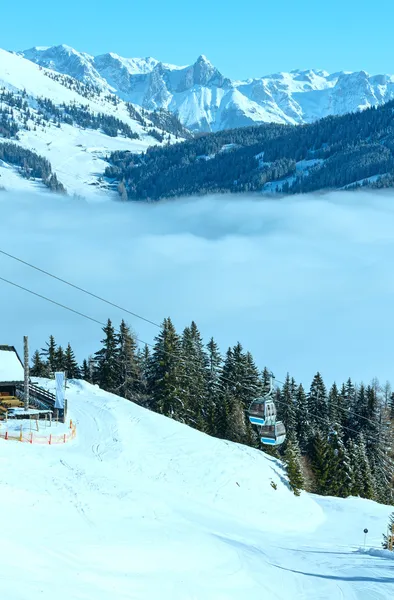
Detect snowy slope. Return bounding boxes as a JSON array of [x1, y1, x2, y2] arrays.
[[20, 44, 394, 132], [15, 124, 152, 200], [0, 379, 392, 599], [0, 49, 182, 198]]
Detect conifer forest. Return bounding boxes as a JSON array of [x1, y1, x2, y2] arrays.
[[31, 317, 394, 505]]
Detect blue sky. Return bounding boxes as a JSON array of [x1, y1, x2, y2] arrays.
[[2, 0, 394, 78]]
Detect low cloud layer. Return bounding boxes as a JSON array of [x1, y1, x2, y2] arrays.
[[1, 190, 394, 386]]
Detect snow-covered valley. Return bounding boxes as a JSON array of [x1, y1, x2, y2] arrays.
[[0, 378, 392, 599]]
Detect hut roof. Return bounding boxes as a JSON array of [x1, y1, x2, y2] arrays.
[[0, 345, 24, 383]]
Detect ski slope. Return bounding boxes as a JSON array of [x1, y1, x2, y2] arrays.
[[0, 380, 392, 599], [0, 48, 176, 199]]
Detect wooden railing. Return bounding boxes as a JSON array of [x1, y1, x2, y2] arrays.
[[15, 383, 67, 422]]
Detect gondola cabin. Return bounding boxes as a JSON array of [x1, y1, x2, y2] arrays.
[[260, 421, 286, 446], [248, 398, 277, 426]]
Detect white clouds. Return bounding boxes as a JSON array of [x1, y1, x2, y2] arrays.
[[1, 189, 394, 386]]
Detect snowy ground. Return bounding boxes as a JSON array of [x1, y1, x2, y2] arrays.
[[0, 123, 156, 201], [15, 124, 153, 200], [0, 380, 392, 599], [0, 48, 171, 199]]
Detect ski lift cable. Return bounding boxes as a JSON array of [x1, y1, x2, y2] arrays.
[[0, 248, 386, 431], [0, 275, 245, 394], [0, 271, 392, 460], [0, 274, 392, 470], [0, 248, 161, 330]]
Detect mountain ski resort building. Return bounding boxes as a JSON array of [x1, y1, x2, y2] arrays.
[[0, 343, 67, 424]]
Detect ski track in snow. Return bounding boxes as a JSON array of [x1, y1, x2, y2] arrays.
[[0, 379, 392, 599]]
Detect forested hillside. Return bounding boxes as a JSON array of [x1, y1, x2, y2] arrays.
[[0, 142, 66, 192], [105, 101, 394, 200], [31, 318, 394, 504]]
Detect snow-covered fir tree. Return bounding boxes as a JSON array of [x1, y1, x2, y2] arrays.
[[149, 317, 185, 420], [117, 320, 141, 401], [181, 321, 209, 429], [31, 316, 394, 504], [64, 343, 80, 379], [382, 512, 394, 550], [93, 319, 120, 393]]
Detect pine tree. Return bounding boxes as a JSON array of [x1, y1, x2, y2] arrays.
[[352, 383, 369, 435], [389, 392, 394, 420], [64, 343, 80, 379], [361, 384, 394, 504], [220, 343, 260, 408], [149, 317, 185, 420], [206, 337, 222, 400], [308, 372, 328, 433], [382, 381, 392, 409], [295, 384, 311, 452], [118, 320, 140, 401], [334, 438, 354, 498], [343, 378, 356, 423], [244, 352, 262, 402], [211, 389, 232, 440], [136, 344, 151, 406], [181, 321, 208, 429], [40, 335, 57, 372], [30, 349, 50, 377], [310, 431, 334, 494], [328, 382, 344, 434], [205, 337, 222, 435], [226, 397, 249, 444], [80, 356, 95, 383], [284, 439, 304, 495], [81, 358, 93, 382], [53, 345, 65, 371], [219, 343, 260, 445], [382, 512, 394, 550], [93, 319, 120, 393], [279, 373, 297, 436], [261, 367, 272, 394], [350, 435, 374, 499]]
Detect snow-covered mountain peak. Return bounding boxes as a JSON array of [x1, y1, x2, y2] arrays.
[[95, 52, 159, 75], [21, 44, 103, 88], [16, 43, 394, 132], [196, 54, 212, 65], [192, 54, 226, 87], [24, 43, 93, 61], [0, 48, 188, 198]]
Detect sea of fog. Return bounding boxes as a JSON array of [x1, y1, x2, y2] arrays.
[[1, 189, 394, 388]]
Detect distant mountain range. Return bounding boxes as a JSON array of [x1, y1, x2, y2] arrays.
[[2, 44, 394, 200], [19, 44, 394, 132]]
